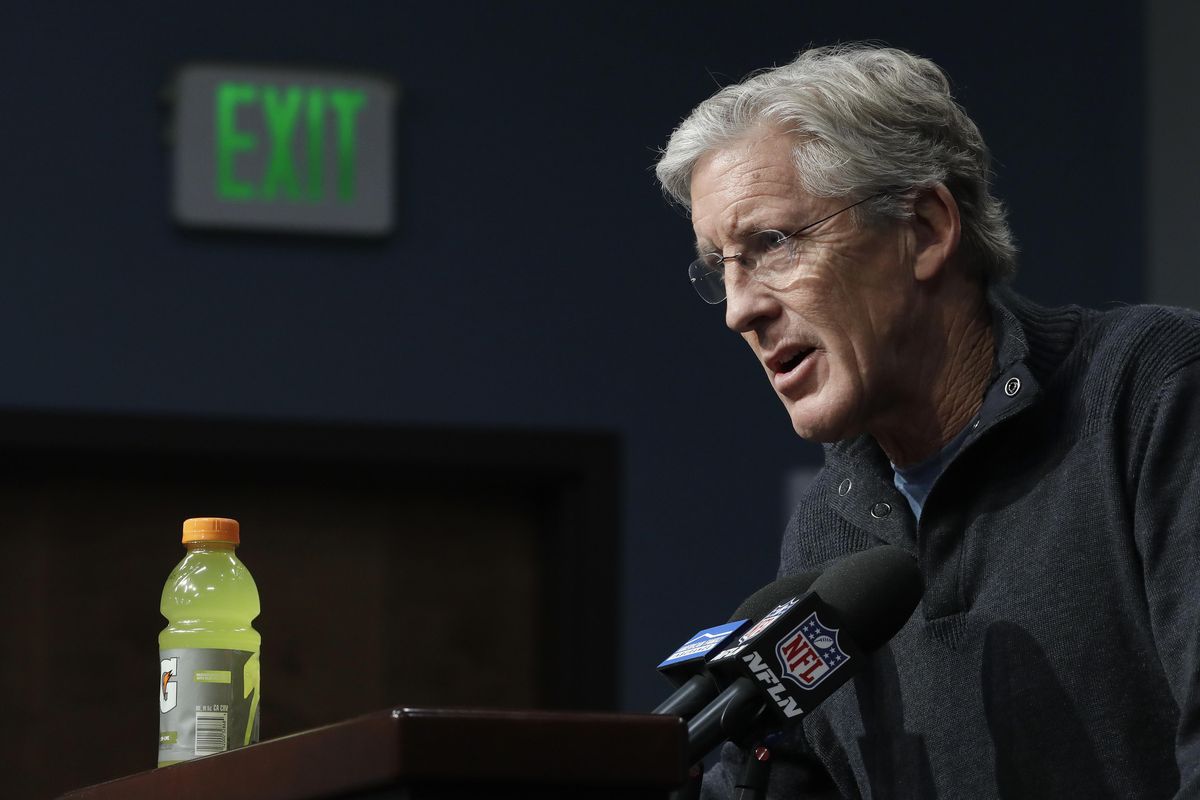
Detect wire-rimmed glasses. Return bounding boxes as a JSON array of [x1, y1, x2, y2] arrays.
[[688, 193, 884, 304]]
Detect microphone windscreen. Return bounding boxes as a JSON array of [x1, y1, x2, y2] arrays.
[[810, 546, 923, 651], [730, 570, 821, 623]]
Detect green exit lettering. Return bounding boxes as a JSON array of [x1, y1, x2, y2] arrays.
[[216, 82, 366, 203]]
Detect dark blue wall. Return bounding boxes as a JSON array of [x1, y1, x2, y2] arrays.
[[3, 3, 1143, 710]]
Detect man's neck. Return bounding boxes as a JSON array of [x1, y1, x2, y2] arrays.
[[872, 288, 994, 468]]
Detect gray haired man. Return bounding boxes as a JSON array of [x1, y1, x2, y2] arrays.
[[657, 44, 1200, 798]]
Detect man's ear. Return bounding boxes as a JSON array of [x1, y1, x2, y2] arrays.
[[912, 183, 961, 282]]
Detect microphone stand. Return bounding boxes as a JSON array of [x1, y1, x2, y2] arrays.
[[734, 743, 772, 800]]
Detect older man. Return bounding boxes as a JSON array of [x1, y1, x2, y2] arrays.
[[656, 45, 1200, 798]]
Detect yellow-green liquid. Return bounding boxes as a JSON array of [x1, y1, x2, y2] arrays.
[[159, 540, 261, 766], [160, 541, 261, 651]]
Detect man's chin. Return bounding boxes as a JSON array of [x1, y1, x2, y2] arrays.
[[786, 402, 854, 444]]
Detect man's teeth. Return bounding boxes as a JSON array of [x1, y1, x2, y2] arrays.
[[779, 349, 812, 373]]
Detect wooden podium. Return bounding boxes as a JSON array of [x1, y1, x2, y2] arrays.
[[58, 708, 688, 799]]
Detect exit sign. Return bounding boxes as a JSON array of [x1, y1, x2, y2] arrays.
[[172, 64, 397, 236]]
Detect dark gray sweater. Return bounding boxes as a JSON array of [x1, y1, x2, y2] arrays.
[[702, 289, 1200, 799]]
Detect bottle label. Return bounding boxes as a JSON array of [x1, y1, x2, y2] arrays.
[[158, 648, 260, 765]]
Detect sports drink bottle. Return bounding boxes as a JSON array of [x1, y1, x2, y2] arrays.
[[158, 517, 261, 766]]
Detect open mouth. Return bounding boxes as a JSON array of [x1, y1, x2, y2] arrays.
[[776, 348, 814, 375]]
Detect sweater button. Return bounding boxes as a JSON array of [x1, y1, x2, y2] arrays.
[[838, 478, 852, 496], [871, 502, 892, 519], [1004, 377, 1021, 397]]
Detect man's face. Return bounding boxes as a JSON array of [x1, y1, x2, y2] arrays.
[[689, 129, 920, 443]]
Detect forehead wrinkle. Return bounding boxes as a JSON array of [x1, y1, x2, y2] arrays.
[[690, 132, 807, 253], [698, 183, 803, 255]]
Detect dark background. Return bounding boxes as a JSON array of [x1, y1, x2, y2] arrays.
[[2, 0, 1146, 731]]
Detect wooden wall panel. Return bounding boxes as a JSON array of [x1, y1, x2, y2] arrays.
[[0, 414, 618, 800]]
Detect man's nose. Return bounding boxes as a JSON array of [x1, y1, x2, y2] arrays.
[[724, 265, 776, 333]]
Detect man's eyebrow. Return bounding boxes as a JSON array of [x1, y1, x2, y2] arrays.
[[694, 224, 752, 257], [694, 221, 771, 258]]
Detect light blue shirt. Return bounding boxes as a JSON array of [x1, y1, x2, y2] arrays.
[[892, 420, 975, 521]]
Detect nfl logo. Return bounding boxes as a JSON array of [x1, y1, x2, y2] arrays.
[[776, 612, 850, 690], [737, 597, 799, 645]]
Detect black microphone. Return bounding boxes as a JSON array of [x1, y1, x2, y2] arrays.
[[686, 546, 923, 763], [653, 571, 821, 720]]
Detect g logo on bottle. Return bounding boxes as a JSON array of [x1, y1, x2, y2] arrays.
[[160, 657, 179, 713]]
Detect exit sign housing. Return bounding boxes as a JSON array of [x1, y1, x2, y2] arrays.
[[172, 64, 397, 236]]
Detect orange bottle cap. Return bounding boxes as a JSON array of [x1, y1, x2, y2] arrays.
[[182, 517, 240, 544]]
